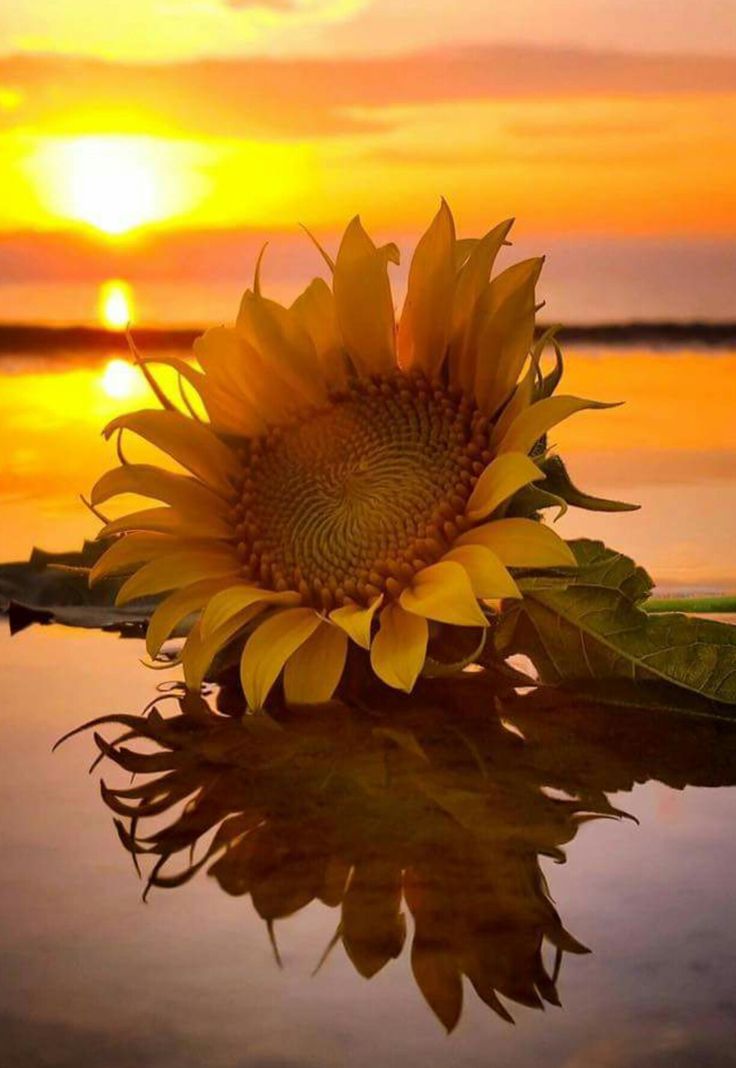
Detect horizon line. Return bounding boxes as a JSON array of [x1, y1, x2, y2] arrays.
[[1, 320, 735, 354]]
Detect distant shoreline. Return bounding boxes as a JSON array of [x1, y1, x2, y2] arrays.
[[1, 320, 735, 354]]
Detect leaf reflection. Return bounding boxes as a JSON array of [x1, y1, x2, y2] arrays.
[[64, 676, 736, 1031]]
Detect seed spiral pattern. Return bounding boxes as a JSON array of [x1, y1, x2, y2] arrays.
[[232, 371, 494, 609]]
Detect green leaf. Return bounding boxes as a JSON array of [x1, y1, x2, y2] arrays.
[[500, 539, 736, 710], [505, 482, 568, 520], [539, 455, 639, 513], [0, 539, 156, 633], [517, 538, 653, 603]]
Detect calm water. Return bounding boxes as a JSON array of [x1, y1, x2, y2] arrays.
[[1, 344, 736, 1066]]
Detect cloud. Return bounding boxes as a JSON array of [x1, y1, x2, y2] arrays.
[[1, 44, 735, 140]]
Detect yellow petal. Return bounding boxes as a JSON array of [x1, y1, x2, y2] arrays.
[[91, 463, 231, 515], [135, 355, 206, 409], [378, 240, 401, 265], [300, 224, 335, 272], [399, 561, 488, 627], [90, 532, 179, 584], [448, 218, 514, 392], [333, 216, 396, 376], [199, 376, 270, 437], [183, 606, 265, 691], [237, 290, 326, 407], [283, 621, 348, 704], [456, 517, 576, 567], [329, 594, 383, 649], [193, 325, 249, 390], [145, 577, 234, 657], [398, 199, 456, 378], [193, 326, 269, 434], [454, 237, 478, 269], [240, 607, 322, 711], [497, 395, 618, 456], [291, 278, 348, 389], [473, 257, 543, 416], [465, 452, 544, 521], [115, 547, 242, 604], [370, 603, 428, 692], [103, 410, 241, 495], [200, 584, 301, 639], [488, 360, 535, 449], [441, 545, 521, 599], [99, 506, 233, 540]]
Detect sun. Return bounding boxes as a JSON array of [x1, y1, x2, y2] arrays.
[[31, 135, 202, 238], [66, 137, 164, 235]]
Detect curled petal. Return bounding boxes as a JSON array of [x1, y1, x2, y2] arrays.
[[456, 517, 577, 568], [497, 395, 619, 456], [329, 595, 383, 649], [465, 452, 544, 521], [283, 621, 348, 704], [240, 607, 322, 711], [103, 409, 241, 495], [399, 561, 488, 627], [91, 463, 231, 514], [370, 603, 428, 693], [441, 545, 521, 600], [99, 506, 233, 540]]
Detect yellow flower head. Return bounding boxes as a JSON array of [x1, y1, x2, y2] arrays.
[[90, 202, 607, 709]]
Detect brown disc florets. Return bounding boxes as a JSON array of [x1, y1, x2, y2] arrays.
[[231, 371, 494, 609]]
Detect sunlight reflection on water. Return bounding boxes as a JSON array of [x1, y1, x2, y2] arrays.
[[1, 346, 734, 592]]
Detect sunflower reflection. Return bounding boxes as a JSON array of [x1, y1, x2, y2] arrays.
[[69, 678, 736, 1031]]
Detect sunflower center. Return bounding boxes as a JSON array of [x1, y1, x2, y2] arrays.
[[234, 371, 493, 608]]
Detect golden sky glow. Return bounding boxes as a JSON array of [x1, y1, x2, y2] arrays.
[[0, 5, 734, 261], [3, 91, 733, 239]]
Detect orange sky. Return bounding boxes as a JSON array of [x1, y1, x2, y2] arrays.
[[0, 2, 735, 242]]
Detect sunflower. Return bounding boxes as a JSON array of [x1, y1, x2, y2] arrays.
[[89, 202, 610, 709]]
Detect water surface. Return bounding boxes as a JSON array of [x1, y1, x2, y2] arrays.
[[1, 344, 736, 1067]]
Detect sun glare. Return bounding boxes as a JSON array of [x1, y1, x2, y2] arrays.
[[100, 358, 140, 400], [99, 280, 134, 330], [32, 135, 202, 237], [65, 137, 160, 235]]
